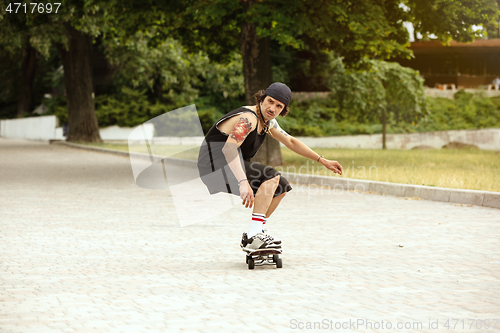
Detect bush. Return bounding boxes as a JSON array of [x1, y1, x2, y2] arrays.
[[42, 95, 68, 124], [94, 88, 155, 128], [94, 88, 228, 135], [276, 89, 500, 137], [279, 97, 339, 136], [412, 92, 500, 133]]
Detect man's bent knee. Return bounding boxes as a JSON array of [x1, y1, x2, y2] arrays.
[[257, 176, 280, 196], [264, 175, 280, 186]]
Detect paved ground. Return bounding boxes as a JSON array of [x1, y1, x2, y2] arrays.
[[1, 138, 499, 333]]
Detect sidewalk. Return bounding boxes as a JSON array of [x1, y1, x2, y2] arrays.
[[1, 139, 499, 332]]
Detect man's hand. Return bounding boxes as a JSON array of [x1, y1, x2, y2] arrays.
[[321, 159, 343, 175], [239, 181, 255, 208]]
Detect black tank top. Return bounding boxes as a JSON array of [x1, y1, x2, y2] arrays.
[[197, 107, 266, 174]]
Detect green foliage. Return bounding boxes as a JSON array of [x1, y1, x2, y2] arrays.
[[416, 92, 500, 132], [2, 0, 499, 138], [93, 88, 150, 127], [177, 0, 413, 66], [44, 87, 228, 135], [279, 97, 340, 136], [103, 32, 207, 105], [93, 87, 233, 135], [39, 28, 246, 133], [278, 90, 500, 137], [43, 94, 68, 124], [203, 52, 245, 100], [336, 69, 386, 123], [280, 95, 387, 136], [175, 0, 499, 68], [44, 85, 500, 137], [102, 29, 245, 127], [0, 102, 17, 120], [0, 51, 21, 107], [272, 48, 342, 92], [331, 59, 428, 124], [406, 0, 500, 43]]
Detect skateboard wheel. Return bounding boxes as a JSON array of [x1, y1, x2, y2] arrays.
[[276, 258, 282, 268], [273, 254, 279, 263], [248, 258, 255, 269]]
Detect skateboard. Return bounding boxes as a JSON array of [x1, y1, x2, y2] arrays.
[[244, 249, 283, 269]]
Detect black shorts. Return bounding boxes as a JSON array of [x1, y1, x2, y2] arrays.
[[199, 160, 292, 197]]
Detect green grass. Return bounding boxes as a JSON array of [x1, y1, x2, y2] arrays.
[[81, 143, 500, 192], [279, 148, 500, 192]]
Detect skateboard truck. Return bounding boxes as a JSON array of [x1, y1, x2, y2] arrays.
[[244, 249, 282, 269]]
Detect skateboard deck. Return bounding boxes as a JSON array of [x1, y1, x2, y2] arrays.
[[244, 248, 282, 269]]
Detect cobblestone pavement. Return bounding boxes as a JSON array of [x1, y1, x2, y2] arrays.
[[1, 138, 499, 333]]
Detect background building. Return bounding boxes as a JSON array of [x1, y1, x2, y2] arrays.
[[397, 39, 500, 88]]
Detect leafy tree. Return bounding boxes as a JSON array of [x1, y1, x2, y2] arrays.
[[407, 0, 500, 42], [0, 49, 22, 119], [172, 0, 498, 161], [0, 7, 40, 117], [42, 25, 246, 134], [0, 0, 127, 142], [103, 30, 208, 106], [3, 0, 498, 149], [331, 59, 427, 149], [171, 0, 417, 163], [17, 39, 38, 117]]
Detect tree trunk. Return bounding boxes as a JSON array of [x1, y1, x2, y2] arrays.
[[58, 22, 102, 142], [382, 109, 387, 149], [240, 1, 283, 166], [17, 40, 38, 117]]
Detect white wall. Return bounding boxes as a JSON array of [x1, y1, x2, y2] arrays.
[[0, 118, 155, 142], [0, 116, 58, 141], [101, 124, 154, 141], [292, 128, 500, 150]]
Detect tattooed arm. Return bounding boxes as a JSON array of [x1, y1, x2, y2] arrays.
[[222, 114, 258, 208], [269, 119, 343, 175]]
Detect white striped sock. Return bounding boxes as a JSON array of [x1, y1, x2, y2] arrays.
[[248, 213, 265, 238]]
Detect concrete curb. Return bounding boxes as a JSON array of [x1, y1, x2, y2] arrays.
[[53, 141, 500, 210], [281, 172, 499, 209]]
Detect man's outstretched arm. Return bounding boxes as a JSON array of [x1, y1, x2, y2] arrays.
[[269, 120, 343, 175]]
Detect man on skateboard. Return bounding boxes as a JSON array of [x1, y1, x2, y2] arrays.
[[197, 82, 343, 253]]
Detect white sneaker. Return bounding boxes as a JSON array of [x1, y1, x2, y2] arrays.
[[262, 228, 282, 245], [240, 232, 281, 253]]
